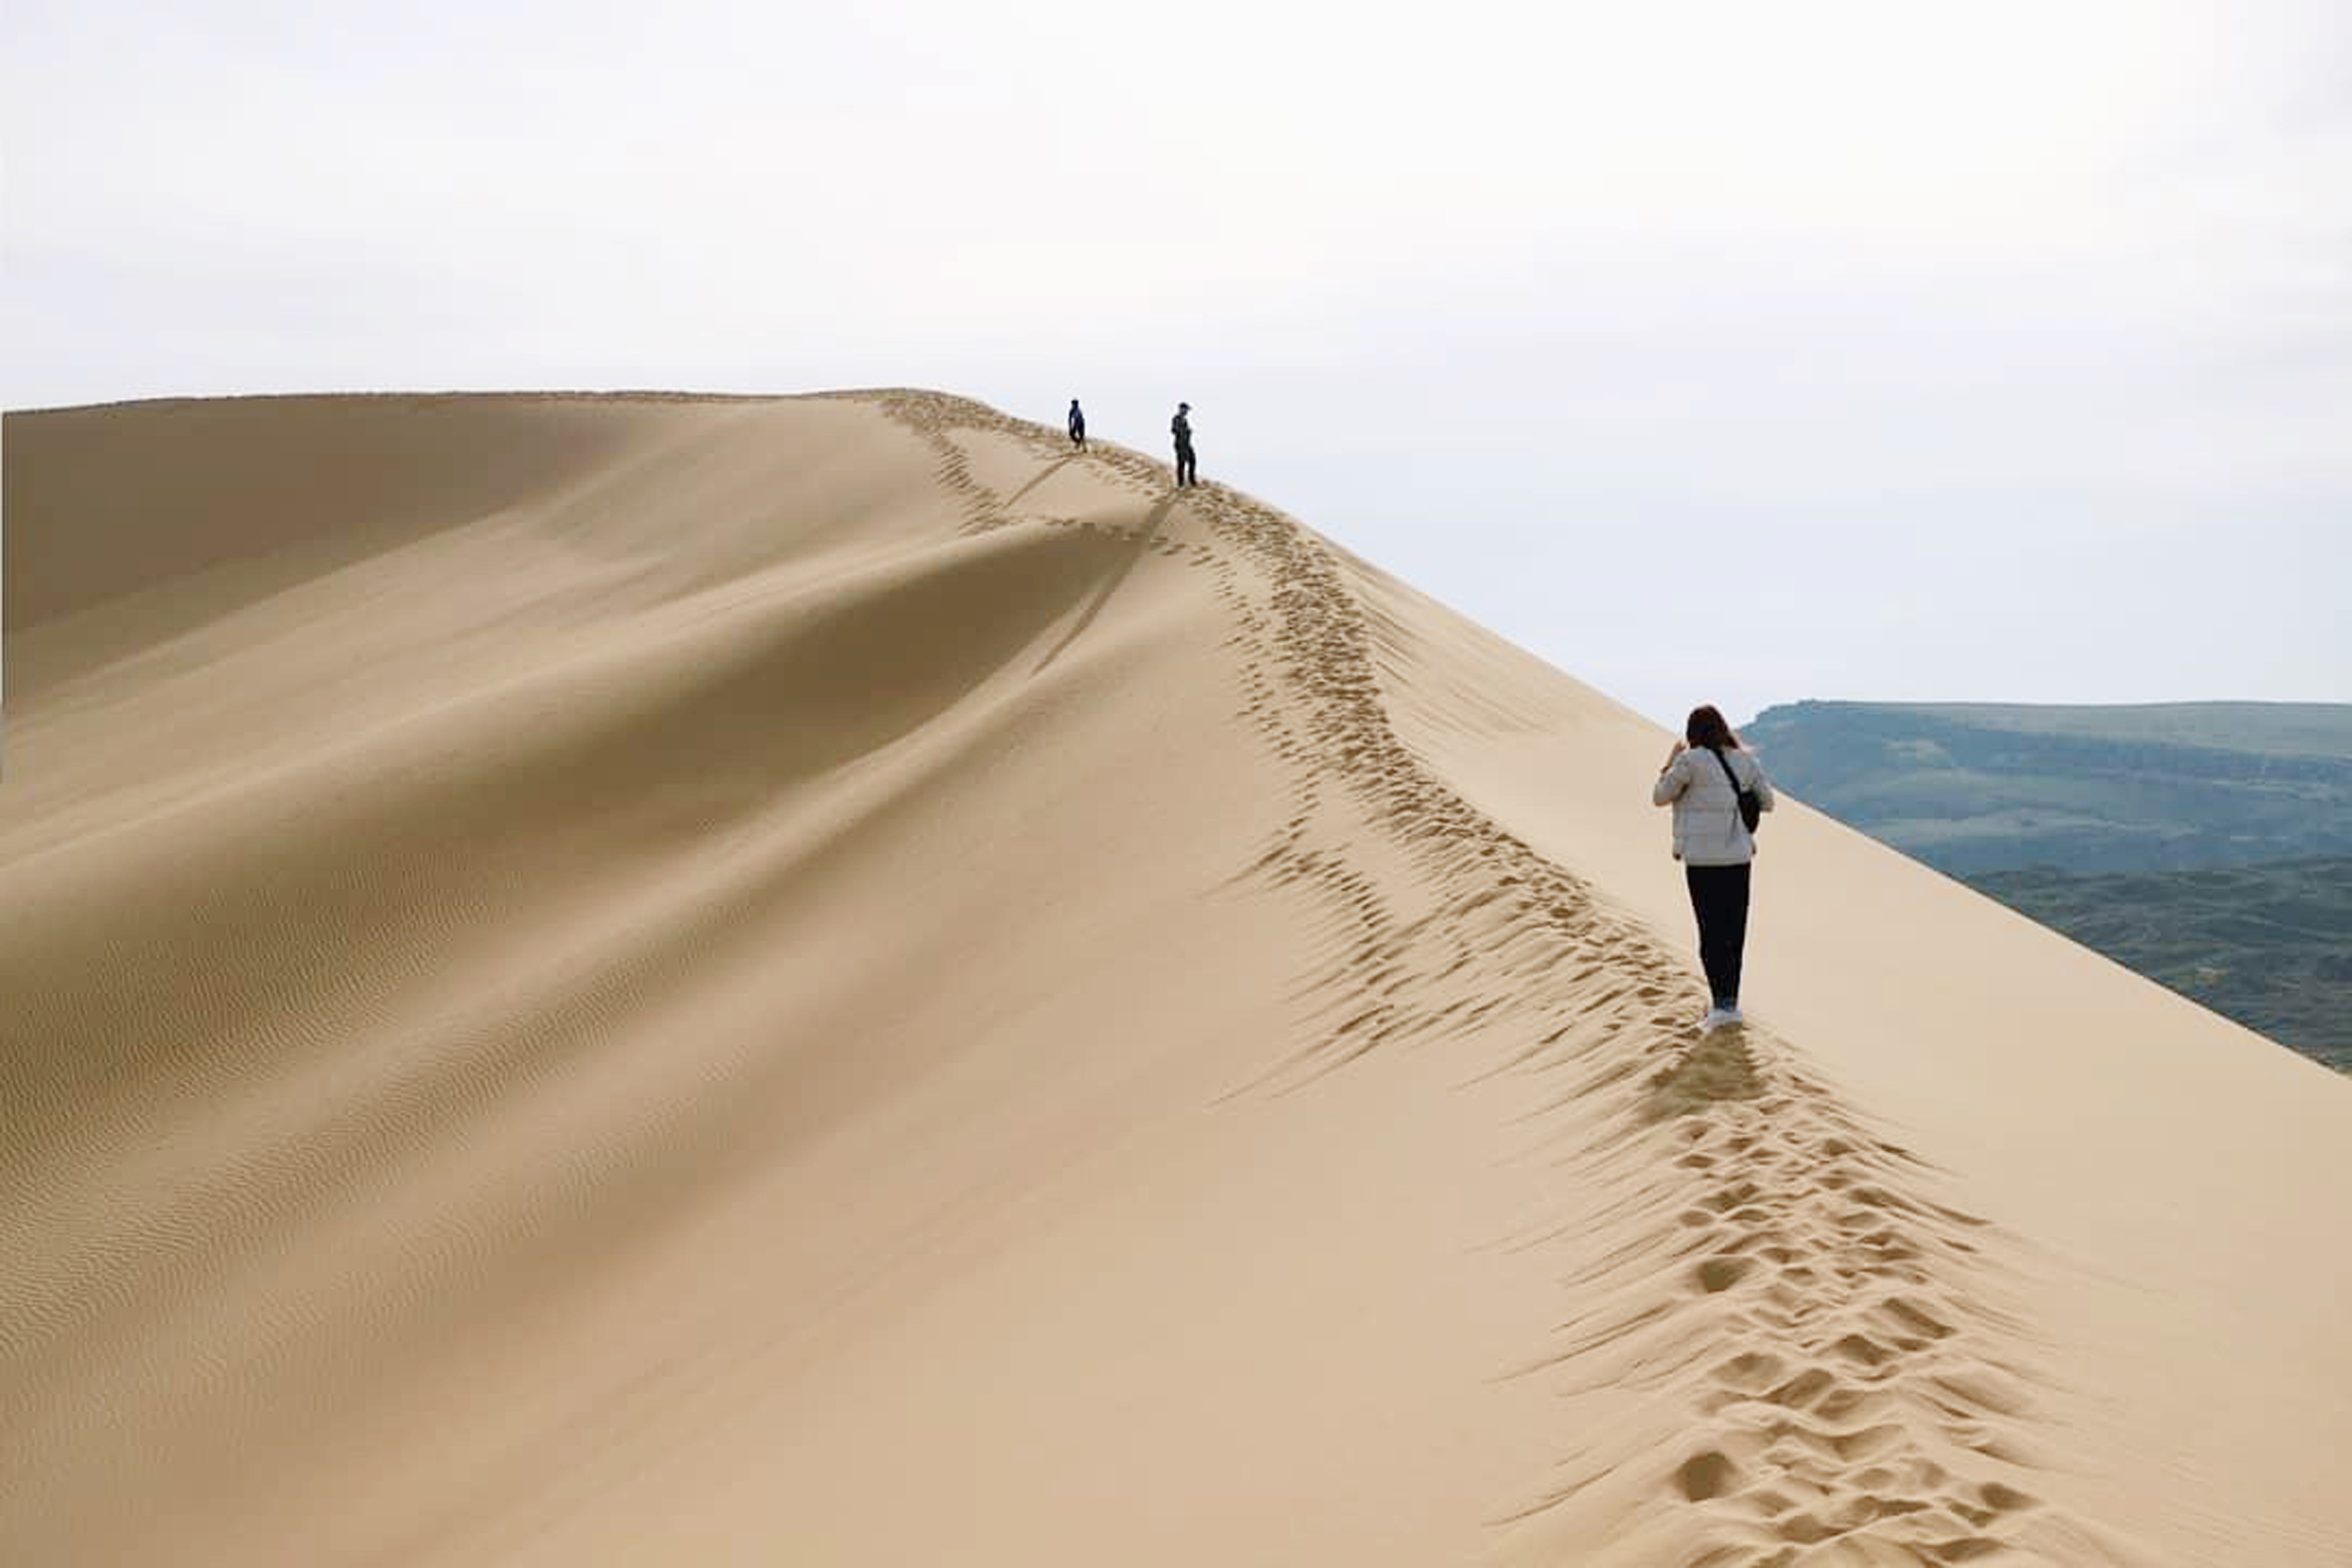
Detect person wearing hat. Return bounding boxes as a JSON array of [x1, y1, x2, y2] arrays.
[[1171, 402, 1197, 487], [1067, 398, 1086, 449]]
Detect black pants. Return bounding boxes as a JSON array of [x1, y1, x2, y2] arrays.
[[1175, 444, 1196, 486], [1684, 862, 1752, 1007]]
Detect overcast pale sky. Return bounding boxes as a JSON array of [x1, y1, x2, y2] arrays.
[[7, 0, 2348, 726]]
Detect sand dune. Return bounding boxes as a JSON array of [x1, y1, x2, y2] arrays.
[[5, 390, 2348, 1566]]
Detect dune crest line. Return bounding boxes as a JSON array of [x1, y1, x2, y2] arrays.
[[858, 389, 2144, 1565]]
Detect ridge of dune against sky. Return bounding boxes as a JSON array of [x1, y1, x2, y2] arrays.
[[5, 0, 2347, 727]]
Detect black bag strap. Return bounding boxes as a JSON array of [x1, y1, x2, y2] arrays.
[[1707, 746, 1742, 794], [1709, 746, 1762, 832]]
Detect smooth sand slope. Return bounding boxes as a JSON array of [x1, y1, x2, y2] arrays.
[[5, 392, 2349, 1566]]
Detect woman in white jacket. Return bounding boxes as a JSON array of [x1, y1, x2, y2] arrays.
[[1652, 704, 1776, 1032]]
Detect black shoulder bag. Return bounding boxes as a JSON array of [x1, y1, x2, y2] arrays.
[[1709, 747, 1763, 835]]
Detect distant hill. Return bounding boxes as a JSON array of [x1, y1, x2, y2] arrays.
[[1744, 701, 2352, 1070], [1743, 701, 2352, 876], [1973, 859, 2352, 1072]]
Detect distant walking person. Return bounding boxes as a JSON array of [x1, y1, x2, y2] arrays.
[[1653, 704, 1776, 1032], [1171, 401, 1197, 487], [1067, 398, 1086, 449]]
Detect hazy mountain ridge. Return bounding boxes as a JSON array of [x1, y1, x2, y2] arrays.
[[1745, 700, 2352, 875], [1746, 701, 2352, 1069]]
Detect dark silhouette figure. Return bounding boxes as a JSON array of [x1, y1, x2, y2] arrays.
[[1171, 402, 1197, 487], [1067, 399, 1086, 449]]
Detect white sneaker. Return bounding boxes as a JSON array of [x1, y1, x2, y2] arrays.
[[1700, 1006, 1744, 1033]]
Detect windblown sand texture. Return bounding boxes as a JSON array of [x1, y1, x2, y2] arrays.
[[6, 392, 2350, 1566]]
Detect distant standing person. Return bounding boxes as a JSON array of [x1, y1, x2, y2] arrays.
[[1067, 398, 1086, 449], [1653, 704, 1776, 1032], [1171, 401, 1197, 487]]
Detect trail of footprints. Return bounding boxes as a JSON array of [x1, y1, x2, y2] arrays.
[[859, 392, 2097, 1566]]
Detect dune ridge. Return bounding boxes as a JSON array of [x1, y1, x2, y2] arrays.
[[867, 391, 2142, 1564], [5, 391, 2348, 1565]]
